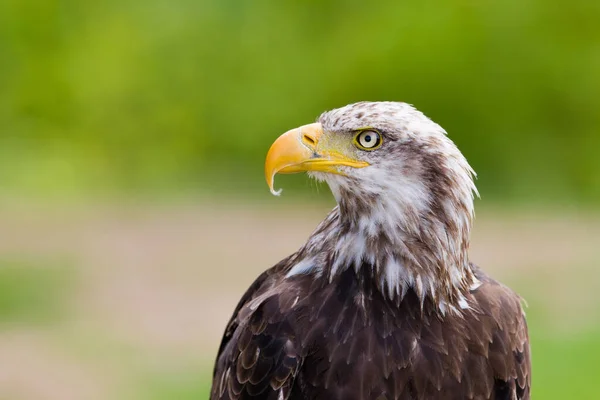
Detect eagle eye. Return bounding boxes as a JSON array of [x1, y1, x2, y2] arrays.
[[354, 130, 382, 151]]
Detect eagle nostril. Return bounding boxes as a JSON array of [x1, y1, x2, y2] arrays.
[[302, 134, 316, 146]]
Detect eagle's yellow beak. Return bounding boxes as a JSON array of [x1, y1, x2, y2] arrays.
[[265, 122, 369, 195]]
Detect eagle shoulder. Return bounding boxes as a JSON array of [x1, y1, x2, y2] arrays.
[[210, 258, 304, 400], [467, 267, 531, 399]]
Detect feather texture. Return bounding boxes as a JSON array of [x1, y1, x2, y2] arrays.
[[211, 264, 530, 399]]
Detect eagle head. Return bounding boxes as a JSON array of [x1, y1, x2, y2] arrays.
[[265, 101, 479, 308]]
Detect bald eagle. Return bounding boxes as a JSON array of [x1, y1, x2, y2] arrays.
[[211, 102, 531, 400]]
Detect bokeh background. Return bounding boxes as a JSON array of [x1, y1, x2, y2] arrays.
[[1, 0, 599, 399]]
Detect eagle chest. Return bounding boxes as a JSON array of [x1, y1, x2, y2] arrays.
[[286, 274, 473, 400]]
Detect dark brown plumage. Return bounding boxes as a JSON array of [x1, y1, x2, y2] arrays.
[[212, 263, 529, 400], [211, 102, 531, 399]]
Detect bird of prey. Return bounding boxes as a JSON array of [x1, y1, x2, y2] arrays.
[[211, 102, 531, 400]]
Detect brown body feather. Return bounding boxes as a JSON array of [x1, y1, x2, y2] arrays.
[[211, 261, 530, 400]]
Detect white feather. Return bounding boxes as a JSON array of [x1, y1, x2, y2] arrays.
[[285, 257, 316, 277]]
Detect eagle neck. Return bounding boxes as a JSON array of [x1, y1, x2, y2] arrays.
[[313, 194, 476, 313]]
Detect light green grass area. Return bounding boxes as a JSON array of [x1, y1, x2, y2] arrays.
[[0, 258, 73, 325], [532, 332, 600, 399], [140, 370, 212, 400]]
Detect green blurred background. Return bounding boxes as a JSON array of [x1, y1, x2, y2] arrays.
[[0, 0, 599, 399]]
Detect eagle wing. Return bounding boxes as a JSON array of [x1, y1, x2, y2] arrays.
[[211, 265, 302, 400], [469, 268, 532, 399]]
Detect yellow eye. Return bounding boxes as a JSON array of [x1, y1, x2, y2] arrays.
[[354, 130, 382, 150]]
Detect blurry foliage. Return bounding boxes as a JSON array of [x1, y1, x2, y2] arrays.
[[0, 0, 598, 202]]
